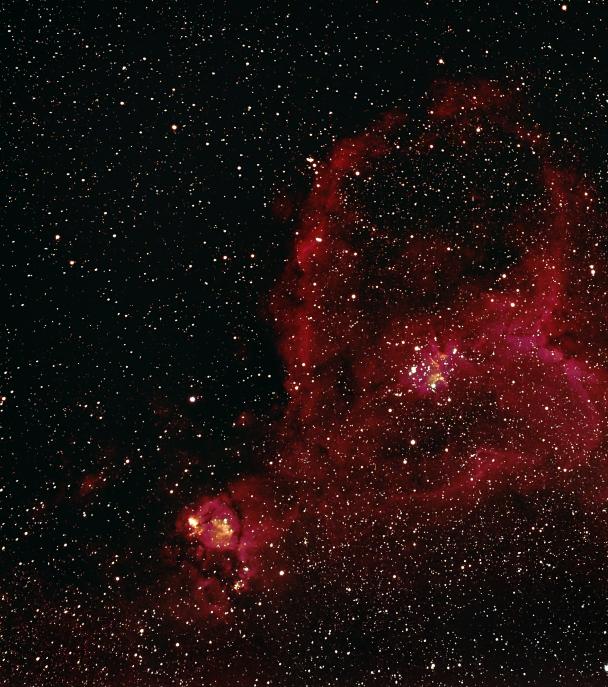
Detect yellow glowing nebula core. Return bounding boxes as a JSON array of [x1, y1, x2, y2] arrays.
[[427, 352, 447, 389], [187, 515, 234, 548], [209, 518, 234, 546]]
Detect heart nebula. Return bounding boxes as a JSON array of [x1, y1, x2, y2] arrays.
[[174, 81, 608, 624]]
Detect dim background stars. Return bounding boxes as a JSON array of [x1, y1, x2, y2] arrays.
[[2, 2, 608, 686]]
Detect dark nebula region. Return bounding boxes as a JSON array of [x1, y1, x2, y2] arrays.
[[159, 82, 608, 684]]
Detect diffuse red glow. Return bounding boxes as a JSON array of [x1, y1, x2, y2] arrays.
[[175, 81, 608, 616]]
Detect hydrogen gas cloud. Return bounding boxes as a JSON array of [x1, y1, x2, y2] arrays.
[[162, 81, 608, 682]]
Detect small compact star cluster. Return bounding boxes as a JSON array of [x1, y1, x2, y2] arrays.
[[3, 2, 608, 687]]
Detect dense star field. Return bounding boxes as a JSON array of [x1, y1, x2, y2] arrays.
[[3, 2, 608, 686]]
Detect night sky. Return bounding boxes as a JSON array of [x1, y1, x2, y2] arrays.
[[4, 2, 608, 686]]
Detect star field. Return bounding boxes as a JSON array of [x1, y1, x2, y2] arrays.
[[3, 2, 608, 686]]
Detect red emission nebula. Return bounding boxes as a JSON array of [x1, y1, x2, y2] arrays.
[[171, 81, 608, 635]]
